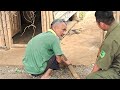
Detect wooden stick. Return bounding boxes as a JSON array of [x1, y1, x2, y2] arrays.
[[61, 55, 80, 79], [68, 65, 80, 79]]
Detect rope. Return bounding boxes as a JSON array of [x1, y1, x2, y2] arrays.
[[21, 11, 36, 37]]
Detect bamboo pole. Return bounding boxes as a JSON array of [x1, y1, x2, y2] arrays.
[[41, 11, 44, 32], [9, 11, 14, 45], [0, 11, 5, 47], [46, 11, 50, 31], [41, 11, 47, 32], [49, 11, 54, 27], [5, 11, 12, 48], [18, 12, 21, 34], [116, 11, 119, 22], [1, 11, 10, 49]]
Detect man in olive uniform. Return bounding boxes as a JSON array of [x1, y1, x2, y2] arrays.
[[23, 19, 71, 79], [86, 11, 120, 79]]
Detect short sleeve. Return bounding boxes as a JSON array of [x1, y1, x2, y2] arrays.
[[52, 37, 63, 55]]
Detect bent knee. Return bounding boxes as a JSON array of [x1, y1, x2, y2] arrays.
[[86, 72, 102, 79]]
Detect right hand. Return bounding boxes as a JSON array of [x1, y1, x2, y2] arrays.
[[65, 60, 72, 66]]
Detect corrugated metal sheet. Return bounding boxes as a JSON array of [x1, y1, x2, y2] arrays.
[[54, 11, 77, 21]]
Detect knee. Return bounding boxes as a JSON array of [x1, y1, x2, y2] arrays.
[[86, 72, 101, 79], [86, 73, 95, 79]]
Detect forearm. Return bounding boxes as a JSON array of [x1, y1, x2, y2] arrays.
[[61, 54, 70, 66], [56, 54, 67, 63], [56, 54, 70, 66]]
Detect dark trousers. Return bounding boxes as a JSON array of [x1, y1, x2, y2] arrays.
[[31, 55, 60, 77]]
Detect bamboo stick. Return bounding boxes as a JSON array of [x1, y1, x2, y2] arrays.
[[5, 11, 12, 48], [0, 11, 5, 47], [1, 11, 10, 49]]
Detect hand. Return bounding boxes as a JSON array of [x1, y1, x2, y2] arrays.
[[65, 60, 72, 66]]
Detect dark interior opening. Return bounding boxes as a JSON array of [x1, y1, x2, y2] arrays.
[[12, 11, 42, 44]]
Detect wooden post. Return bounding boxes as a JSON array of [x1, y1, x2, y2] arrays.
[[1, 11, 10, 49], [0, 11, 5, 47]]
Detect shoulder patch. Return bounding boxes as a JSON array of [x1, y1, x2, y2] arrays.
[[100, 50, 106, 58]]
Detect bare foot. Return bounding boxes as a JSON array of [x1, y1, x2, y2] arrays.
[[40, 68, 53, 79]]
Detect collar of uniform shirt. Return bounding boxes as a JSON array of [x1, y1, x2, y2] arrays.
[[105, 21, 120, 39], [48, 29, 57, 36]]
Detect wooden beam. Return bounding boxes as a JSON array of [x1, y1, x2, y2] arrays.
[[68, 65, 80, 79], [61, 55, 80, 79]]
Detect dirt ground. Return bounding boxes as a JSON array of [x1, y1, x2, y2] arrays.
[[0, 11, 103, 79]]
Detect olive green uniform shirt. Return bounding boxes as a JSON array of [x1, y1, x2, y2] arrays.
[[96, 21, 120, 73]]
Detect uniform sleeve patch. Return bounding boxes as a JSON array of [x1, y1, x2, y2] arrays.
[[100, 50, 106, 58]]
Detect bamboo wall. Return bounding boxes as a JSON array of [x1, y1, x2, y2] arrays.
[[0, 11, 11, 49], [41, 11, 54, 32], [0, 11, 21, 49], [0, 11, 54, 50]]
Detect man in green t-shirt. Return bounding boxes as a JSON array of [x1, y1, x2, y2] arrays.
[[23, 19, 71, 79], [86, 11, 120, 79]]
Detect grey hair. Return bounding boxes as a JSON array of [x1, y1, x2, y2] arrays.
[[51, 19, 67, 28]]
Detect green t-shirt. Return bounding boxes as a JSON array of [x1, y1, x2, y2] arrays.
[[23, 31, 63, 74], [96, 21, 120, 72]]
